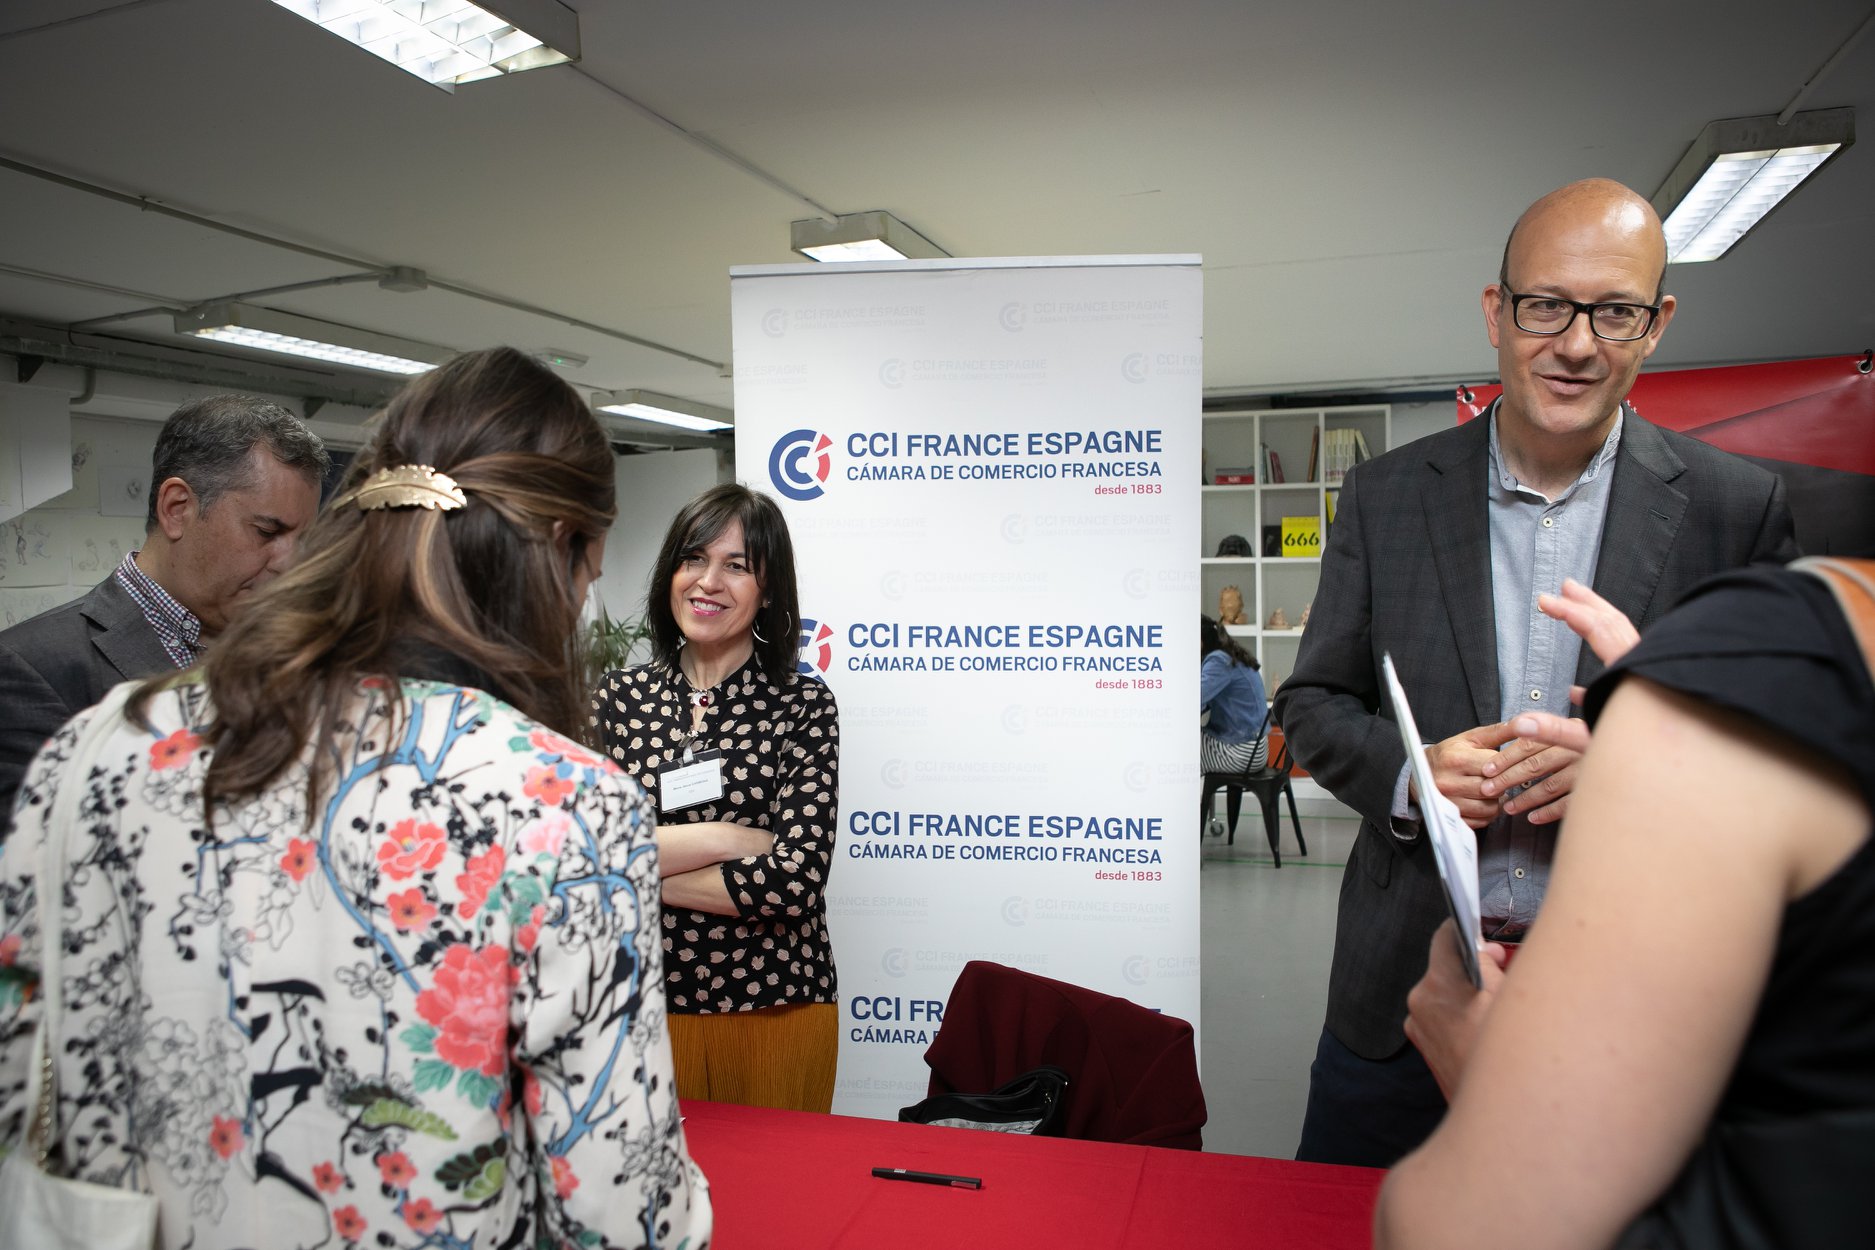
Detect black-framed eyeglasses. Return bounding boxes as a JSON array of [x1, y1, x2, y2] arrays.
[[1503, 290, 1661, 342]]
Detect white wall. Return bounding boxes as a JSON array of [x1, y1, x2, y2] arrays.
[[1389, 399, 1456, 448], [0, 412, 159, 627], [592, 447, 725, 629]]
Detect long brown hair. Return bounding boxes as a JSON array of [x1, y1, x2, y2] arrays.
[[150, 347, 617, 813]]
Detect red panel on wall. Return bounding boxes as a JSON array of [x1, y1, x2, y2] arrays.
[[1456, 354, 1875, 476], [1458, 354, 1875, 556]]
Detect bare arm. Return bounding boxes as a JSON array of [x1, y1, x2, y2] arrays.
[[655, 821, 774, 877], [1377, 678, 1867, 1250]]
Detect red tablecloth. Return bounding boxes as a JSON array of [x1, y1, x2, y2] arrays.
[[680, 1100, 1382, 1249]]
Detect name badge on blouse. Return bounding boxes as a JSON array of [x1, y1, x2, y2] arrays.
[[659, 749, 724, 812]]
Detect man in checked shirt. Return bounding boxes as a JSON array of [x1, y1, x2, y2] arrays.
[[0, 395, 326, 833]]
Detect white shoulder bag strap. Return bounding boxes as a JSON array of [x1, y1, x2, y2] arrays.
[[2, 679, 161, 1250]]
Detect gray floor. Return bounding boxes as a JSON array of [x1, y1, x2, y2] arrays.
[[1198, 809, 1360, 1158]]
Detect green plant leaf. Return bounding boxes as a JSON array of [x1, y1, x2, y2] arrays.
[[456, 1068, 502, 1106], [400, 1023, 438, 1054], [435, 1140, 506, 1194], [360, 1097, 458, 1140], [413, 1058, 455, 1093], [464, 1155, 506, 1202]]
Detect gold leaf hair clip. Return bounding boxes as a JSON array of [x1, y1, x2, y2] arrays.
[[351, 464, 467, 512]]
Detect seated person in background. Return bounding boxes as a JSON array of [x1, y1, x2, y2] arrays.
[[0, 348, 710, 1249], [0, 394, 327, 830], [1376, 560, 1875, 1250], [1201, 614, 1268, 773]]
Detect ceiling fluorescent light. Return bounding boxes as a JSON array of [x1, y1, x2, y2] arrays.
[[266, 0, 579, 89], [596, 389, 733, 432], [791, 211, 949, 262], [175, 303, 454, 375], [1652, 107, 1855, 263]]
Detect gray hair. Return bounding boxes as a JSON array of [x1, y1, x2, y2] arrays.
[[146, 395, 330, 530]]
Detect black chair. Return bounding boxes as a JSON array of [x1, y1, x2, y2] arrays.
[[1200, 715, 1305, 867]]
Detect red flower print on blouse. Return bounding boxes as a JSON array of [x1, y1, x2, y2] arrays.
[[280, 838, 317, 884], [209, 1114, 245, 1159], [403, 1197, 443, 1234], [0, 933, 19, 967], [415, 943, 512, 1077], [313, 1161, 343, 1194], [377, 819, 447, 880], [529, 726, 604, 770], [333, 1205, 367, 1241], [377, 1151, 417, 1188], [522, 764, 576, 807], [551, 1154, 579, 1199], [524, 1069, 544, 1117], [149, 727, 203, 771], [386, 888, 438, 932], [456, 845, 506, 919], [516, 904, 547, 955]]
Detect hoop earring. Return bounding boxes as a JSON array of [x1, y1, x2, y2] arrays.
[[751, 620, 770, 645]]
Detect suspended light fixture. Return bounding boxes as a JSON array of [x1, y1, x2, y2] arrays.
[[264, 0, 579, 89], [595, 389, 733, 432], [1652, 108, 1855, 263], [175, 303, 454, 375], [790, 211, 948, 262]]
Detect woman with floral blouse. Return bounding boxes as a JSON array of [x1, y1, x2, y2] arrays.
[[0, 348, 710, 1249], [593, 485, 840, 1114]]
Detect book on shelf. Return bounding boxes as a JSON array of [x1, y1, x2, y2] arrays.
[[1307, 427, 1320, 482], [1353, 429, 1372, 463], [1261, 442, 1285, 484], [1214, 467, 1256, 485]]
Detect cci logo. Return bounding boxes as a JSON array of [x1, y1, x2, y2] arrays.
[[1122, 568, 1150, 599], [878, 358, 905, 389], [998, 302, 1026, 333], [769, 429, 832, 502], [1123, 761, 1152, 793], [881, 947, 908, 978], [1000, 513, 1027, 545], [1120, 352, 1149, 384], [1121, 955, 1151, 986], [881, 759, 908, 789], [797, 617, 834, 675], [1001, 896, 1028, 927], [878, 570, 906, 601], [1001, 705, 1027, 736], [761, 308, 789, 337]]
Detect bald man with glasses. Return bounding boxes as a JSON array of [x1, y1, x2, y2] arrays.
[[1275, 177, 1799, 1168]]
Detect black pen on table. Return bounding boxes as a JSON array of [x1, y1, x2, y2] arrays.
[[871, 1166, 983, 1190]]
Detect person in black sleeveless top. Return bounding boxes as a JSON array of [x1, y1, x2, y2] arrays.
[[1376, 564, 1875, 1249]]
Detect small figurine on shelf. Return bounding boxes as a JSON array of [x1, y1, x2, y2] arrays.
[[1266, 607, 1290, 630], [1298, 601, 1312, 629], [1217, 586, 1248, 626]]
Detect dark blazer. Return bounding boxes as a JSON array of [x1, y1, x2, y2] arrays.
[[1274, 407, 1800, 1059], [0, 574, 175, 833]]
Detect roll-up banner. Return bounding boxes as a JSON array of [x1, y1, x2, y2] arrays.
[[730, 256, 1203, 1118]]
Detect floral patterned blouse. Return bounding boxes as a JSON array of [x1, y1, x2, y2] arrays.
[[0, 678, 711, 1250], [592, 658, 839, 1015]]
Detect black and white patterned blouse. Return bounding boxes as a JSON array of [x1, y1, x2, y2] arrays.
[[592, 657, 839, 1014]]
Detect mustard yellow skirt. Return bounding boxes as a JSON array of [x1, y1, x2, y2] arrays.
[[668, 1001, 839, 1113]]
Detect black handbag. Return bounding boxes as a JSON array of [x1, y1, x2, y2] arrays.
[[898, 1066, 1070, 1136]]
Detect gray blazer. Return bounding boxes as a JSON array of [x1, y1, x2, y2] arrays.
[[1274, 407, 1800, 1059], [0, 574, 175, 834]]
